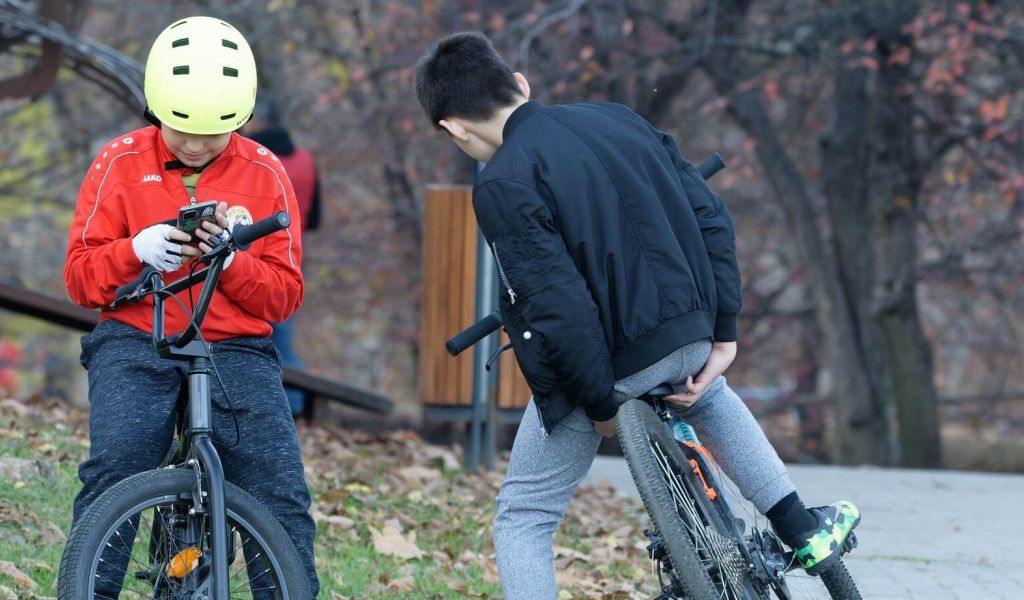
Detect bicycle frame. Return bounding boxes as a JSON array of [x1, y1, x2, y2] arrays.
[[143, 252, 231, 600], [648, 397, 799, 594]]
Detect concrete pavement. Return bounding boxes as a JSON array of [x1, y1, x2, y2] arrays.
[[584, 458, 1024, 599]]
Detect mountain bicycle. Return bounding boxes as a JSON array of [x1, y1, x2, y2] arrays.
[[58, 212, 311, 600], [446, 154, 862, 599]]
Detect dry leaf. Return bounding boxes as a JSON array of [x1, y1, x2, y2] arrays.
[[385, 575, 415, 592], [325, 515, 354, 530], [36, 521, 67, 545], [0, 561, 36, 590], [369, 525, 425, 560]]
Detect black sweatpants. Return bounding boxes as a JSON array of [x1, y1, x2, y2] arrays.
[[71, 319, 319, 596]]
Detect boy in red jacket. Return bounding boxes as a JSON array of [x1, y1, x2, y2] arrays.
[[63, 16, 318, 596]]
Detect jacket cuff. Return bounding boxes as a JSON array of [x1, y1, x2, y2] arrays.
[[583, 390, 619, 422], [714, 312, 738, 342]]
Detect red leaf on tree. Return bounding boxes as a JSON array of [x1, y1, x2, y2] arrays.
[[888, 47, 912, 65]]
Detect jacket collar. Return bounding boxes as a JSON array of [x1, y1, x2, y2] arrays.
[[156, 127, 237, 174], [502, 100, 544, 141]]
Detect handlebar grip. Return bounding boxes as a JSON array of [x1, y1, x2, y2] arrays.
[[112, 266, 161, 308], [232, 211, 291, 249], [446, 312, 503, 356], [697, 152, 726, 181]]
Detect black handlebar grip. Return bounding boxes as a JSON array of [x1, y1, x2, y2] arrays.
[[232, 211, 291, 249], [446, 311, 503, 356], [697, 152, 726, 181]]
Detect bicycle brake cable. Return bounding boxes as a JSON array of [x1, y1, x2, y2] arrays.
[[146, 287, 243, 449]]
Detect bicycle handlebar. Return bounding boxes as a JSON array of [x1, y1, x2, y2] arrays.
[[109, 210, 292, 348], [112, 266, 161, 309], [446, 311, 502, 356], [445, 152, 727, 356], [233, 211, 290, 249], [696, 152, 726, 180]]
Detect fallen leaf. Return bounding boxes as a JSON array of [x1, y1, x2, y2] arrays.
[[385, 575, 415, 592], [325, 515, 354, 530], [0, 561, 36, 590], [369, 524, 424, 560], [36, 521, 66, 545]]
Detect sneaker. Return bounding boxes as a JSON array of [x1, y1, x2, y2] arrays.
[[792, 500, 860, 574]]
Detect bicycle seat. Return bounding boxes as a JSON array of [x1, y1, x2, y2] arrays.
[[642, 384, 675, 398]]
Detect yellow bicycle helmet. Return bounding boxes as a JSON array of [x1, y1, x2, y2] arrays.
[[144, 16, 257, 135]]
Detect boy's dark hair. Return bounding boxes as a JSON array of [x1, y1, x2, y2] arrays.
[[415, 32, 522, 129]]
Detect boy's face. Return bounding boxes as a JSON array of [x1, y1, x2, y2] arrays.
[[161, 125, 232, 168]]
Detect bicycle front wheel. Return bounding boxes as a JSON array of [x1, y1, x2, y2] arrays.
[[618, 398, 764, 600], [58, 468, 310, 600]]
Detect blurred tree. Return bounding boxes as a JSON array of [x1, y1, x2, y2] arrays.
[[1, 0, 1020, 464]]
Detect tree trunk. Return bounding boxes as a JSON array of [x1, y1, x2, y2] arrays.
[[866, 8, 942, 466], [701, 0, 892, 464], [819, 51, 895, 463]]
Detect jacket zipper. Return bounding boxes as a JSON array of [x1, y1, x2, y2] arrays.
[[491, 242, 517, 305]]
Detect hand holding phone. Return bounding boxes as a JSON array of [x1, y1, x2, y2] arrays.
[[176, 200, 219, 246]]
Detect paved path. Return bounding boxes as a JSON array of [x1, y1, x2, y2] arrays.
[[584, 458, 1024, 599]]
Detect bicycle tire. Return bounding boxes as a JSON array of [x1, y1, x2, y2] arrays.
[[618, 398, 724, 600], [58, 468, 311, 599], [819, 560, 862, 599]]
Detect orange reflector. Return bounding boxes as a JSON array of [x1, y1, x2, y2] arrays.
[[165, 547, 202, 578]]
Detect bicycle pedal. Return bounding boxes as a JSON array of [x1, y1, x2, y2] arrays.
[[841, 531, 858, 554]]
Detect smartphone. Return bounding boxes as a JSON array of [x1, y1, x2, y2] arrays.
[[176, 200, 219, 245]]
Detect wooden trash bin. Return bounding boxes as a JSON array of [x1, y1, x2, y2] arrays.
[[419, 185, 531, 424]]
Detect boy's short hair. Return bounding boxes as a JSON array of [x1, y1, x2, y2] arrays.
[[415, 32, 522, 129]]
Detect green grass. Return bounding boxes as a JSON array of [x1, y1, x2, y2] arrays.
[[0, 404, 651, 599], [0, 418, 84, 596]]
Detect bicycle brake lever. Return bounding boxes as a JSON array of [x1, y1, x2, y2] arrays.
[[485, 342, 513, 371]]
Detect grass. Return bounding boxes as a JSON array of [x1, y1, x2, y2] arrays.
[[0, 400, 653, 599]]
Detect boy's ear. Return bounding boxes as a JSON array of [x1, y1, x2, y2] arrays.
[[513, 72, 531, 100], [439, 119, 470, 142]]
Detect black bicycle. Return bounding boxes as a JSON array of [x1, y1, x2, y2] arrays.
[[446, 154, 862, 600], [58, 212, 311, 600]]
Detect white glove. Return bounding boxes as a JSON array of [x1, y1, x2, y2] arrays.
[[132, 224, 184, 272]]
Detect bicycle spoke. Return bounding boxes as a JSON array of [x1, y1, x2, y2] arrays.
[[650, 437, 747, 599]]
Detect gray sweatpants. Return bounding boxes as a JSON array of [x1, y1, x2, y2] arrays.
[[492, 339, 794, 599]]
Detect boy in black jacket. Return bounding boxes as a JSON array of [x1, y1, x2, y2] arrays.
[[416, 32, 859, 598]]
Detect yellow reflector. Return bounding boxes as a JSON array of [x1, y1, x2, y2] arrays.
[[165, 546, 203, 578]]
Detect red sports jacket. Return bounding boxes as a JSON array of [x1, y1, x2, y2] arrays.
[[64, 126, 304, 341]]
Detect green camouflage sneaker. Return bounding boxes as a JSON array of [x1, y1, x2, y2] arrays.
[[792, 500, 860, 574]]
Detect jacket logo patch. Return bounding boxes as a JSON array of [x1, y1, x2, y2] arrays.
[[142, 174, 163, 183]]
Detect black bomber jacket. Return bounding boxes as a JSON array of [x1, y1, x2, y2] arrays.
[[472, 101, 741, 432]]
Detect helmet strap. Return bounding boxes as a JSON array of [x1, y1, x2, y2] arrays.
[[143, 106, 162, 128]]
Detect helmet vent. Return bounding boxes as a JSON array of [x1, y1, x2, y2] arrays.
[[172, 38, 189, 48], [220, 113, 237, 121], [172, 111, 189, 119], [223, 67, 239, 77], [170, 20, 187, 29], [173, 66, 190, 75], [222, 39, 238, 50]]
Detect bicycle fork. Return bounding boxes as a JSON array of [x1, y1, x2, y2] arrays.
[[188, 357, 230, 600]]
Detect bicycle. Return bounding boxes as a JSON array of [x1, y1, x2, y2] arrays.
[[445, 154, 862, 600], [58, 212, 311, 600]]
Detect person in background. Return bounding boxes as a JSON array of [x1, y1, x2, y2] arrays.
[[241, 97, 321, 416]]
